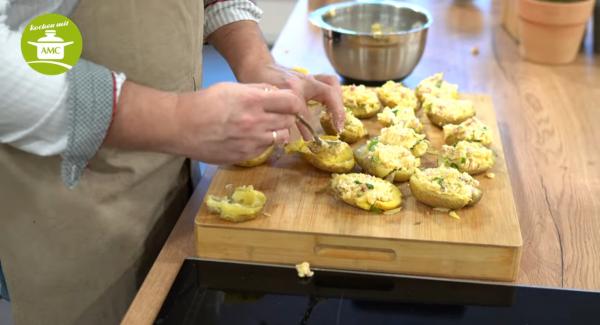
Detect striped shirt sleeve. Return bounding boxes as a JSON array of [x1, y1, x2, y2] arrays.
[[204, 0, 263, 39]]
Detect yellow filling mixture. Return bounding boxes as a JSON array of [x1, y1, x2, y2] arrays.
[[286, 135, 355, 173]]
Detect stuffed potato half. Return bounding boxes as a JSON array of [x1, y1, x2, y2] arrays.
[[443, 117, 493, 147], [441, 141, 495, 175], [409, 167, 482, 210], [342, 85, 382, 118], [331, 173, 402, 212], [422, 96, 476, 127], [354, 139, 420, 182], [376, 81, 418, 111]]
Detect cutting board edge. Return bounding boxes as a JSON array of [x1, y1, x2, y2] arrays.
[[195, 216, 523, 249], [195, 223, 522, 282]]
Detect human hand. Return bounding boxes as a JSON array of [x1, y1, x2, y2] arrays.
[[173, 82, 306, 164], [239, 64, 346, 139]]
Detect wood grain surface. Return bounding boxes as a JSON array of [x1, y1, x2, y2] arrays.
[[194, 95, 522, 281], [122, 1, 600, 324]]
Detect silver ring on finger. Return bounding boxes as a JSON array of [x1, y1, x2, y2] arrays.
[[272, 130, 278, 145]]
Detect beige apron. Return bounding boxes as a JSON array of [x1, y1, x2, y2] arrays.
[[0, 0, 203, 324]]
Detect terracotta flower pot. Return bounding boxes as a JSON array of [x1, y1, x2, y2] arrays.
[[518, 0, 595, 64]]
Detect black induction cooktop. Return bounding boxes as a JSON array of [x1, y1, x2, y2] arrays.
[[155, 258, 600, 325]]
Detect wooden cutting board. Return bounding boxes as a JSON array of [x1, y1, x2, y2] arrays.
[[195, 94, 522, 281]]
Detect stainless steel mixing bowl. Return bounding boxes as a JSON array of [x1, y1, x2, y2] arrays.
[[309, 0, 432, 82]]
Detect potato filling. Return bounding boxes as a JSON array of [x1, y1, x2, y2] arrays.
[[379, 125, 430, 157], [443, 117, 493, 146], [342, 85, 382, 118], [376, 81, 418, 110], [377, 106, 423, 131], [415, 73, 459, 101], [441, 141, 495, 174]]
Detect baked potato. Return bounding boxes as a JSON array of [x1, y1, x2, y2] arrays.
[[354, 139, 420, 182], [376, 80, 419, 111], [320, 109, 367, 144], [235, 146, 274, 167], [443, 117, 493, 147], [440, 141, 495, 175], [206, 185, 267, 222], [409, 167, 482, 210], [342, 85, 382, 118], [376, 106, 424, 132], [415, 73, 459, 102], [285, 135, 355, 173], [422, 96, 476, 127], [331, 173, 402, 212], [378, 125, 430, 157]]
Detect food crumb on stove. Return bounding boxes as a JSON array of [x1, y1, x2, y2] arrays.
[[449, 211, 461, 220], [471, 46, 480, 56], [485, 172, 496, 179], [295, 262, 314, 278]]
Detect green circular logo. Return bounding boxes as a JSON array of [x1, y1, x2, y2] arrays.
[[21, 13, 82, 75]]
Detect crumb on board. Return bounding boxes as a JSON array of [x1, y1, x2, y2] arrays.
[[485, 172, 495, 179], [295, 262, 314, 278], [471, 46, 480, 56], [414, 221, 422, 226], [262, 212, 272, 218], [449, 211, 461, 220], [433, 207, 451, 213]]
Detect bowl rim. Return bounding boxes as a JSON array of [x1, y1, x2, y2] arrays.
[[309, 0, 433, 36]]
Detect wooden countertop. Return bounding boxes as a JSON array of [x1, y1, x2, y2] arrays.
[[122, 0, 600, 323]]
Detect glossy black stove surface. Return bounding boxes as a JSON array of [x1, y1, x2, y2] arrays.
[[155, 259, 600, 325]]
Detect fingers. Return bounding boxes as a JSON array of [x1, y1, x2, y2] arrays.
[[296, 121, 314, 141], [261, 89, 307, 116], [261, 113, 296, 131], [257, 128, 290, 146], [314, 74, 343, 98], [306, 79, 345, 133]]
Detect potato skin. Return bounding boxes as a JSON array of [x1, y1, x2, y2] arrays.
[[206, 186, 267, 222], [409, 168, 482, 210], [330, 173, 402, 211], [235, 146, 275, 167]]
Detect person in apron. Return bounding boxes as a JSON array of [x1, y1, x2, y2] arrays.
[[0, 0, 345, 324]]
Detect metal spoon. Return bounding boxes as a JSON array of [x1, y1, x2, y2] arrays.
[[296, 114, 324, 147]]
